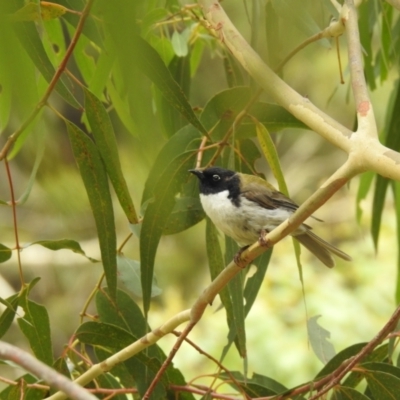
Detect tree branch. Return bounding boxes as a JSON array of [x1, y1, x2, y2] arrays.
[[0, 341, 96, 400]]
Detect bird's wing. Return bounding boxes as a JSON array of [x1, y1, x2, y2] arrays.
[[240, 181, 299, 211]]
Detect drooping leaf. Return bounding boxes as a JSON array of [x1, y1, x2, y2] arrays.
[[141, 125, 200, 204], [140, 149, 197, 314], [243, 249, 272, 316], [156, 54, 191, 138], [66, 120, 117, 298], [393, 181, 400, 303], [117, 255, 162, 298], [84, 88, 138, 224], [307, 315, 336, 364], [0, 244, 12, 263], [28, 239, 97, 262], [222, 236, 246, 360], [200, 87, 253, 141], [255, 120, 288, 194], [371, 77, 400, 250], [219, 371, 288, 397], [17, 282, 54, 366], [0, 294, 19, 338], [205, 218, 232, 311]]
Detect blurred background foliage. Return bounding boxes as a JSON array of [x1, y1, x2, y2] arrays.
[[0, 0, 400, 398]]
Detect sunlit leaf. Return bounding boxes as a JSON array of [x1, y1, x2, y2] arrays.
[[307, 315, 336, 364], [140, 149, 197, 314], [66, 120, 117, 298], [117, 255, 162, 298], [28, 239, 97, 262]]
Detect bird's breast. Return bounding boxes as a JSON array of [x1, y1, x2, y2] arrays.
[[199, 192, 301, 246]]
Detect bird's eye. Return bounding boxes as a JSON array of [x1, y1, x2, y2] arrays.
[[212, 174, 221, 182]]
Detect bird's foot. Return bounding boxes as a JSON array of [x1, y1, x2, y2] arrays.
[[258, 229, 270, 247], [234, 245, 250, 268]]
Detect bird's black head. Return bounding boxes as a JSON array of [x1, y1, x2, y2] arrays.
[[189, 167, 241, 204]]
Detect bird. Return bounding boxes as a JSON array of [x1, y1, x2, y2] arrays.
[[189, 166, 351, 268]]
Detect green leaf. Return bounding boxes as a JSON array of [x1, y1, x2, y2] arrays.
[[16, 130, 46, 205], [243, 249, 272, 316], [66, 120, 117, 298], [393, 181, 400, 303], [356, 172, 374, 223], [0, 294, 19, 338], [17, 283, 53, 366], [0, 374, 47, 400], [200, 87, 253, 140], [255, 120, 288, 194], [84, 88, 138, 224], [13, 21, 80, 108], [223, 50, 244, 88], [331, 386, 371, 400], [206, 218, 232, 312], [219, 371, 288, 397], [131, 35, 207, 135], [163, 196, 205, 235], [362, 362, 400, 378], [156, 54, 191, 138], [222, 236, 246, 360], [106, 81, 138, 137], [28, 239, 98, 262], [140, 149, 197, 314], [141, 125, 200, 204], [307, 315, 336, 364], [0, 244, 12, 263], [315, 342, 367, 378], [171, 30, 188, 57], [358, 0, 376, 90], [96, 288, 149, 337], [343, 344, 389, 388], [365, 370, 400, 399], [117, 255, 162, 298], [271, 0, 330, 46], [371, 80, 400, 249], [76, 321, 135, 349]]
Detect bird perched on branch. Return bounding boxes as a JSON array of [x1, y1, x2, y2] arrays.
[[190, 166, 351, 268]]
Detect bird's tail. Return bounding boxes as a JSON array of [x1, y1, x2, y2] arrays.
[[295, 230, 352, 268]]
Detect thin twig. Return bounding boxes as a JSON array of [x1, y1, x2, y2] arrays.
[[0, 341, 97, 400], [4, 158, 24, 285]]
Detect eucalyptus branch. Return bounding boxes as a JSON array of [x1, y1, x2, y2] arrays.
[[198, 0, 352, 151], [0, 341, 97, 400]]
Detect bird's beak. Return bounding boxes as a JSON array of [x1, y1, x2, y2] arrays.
[[189, 169, 203, 179]]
